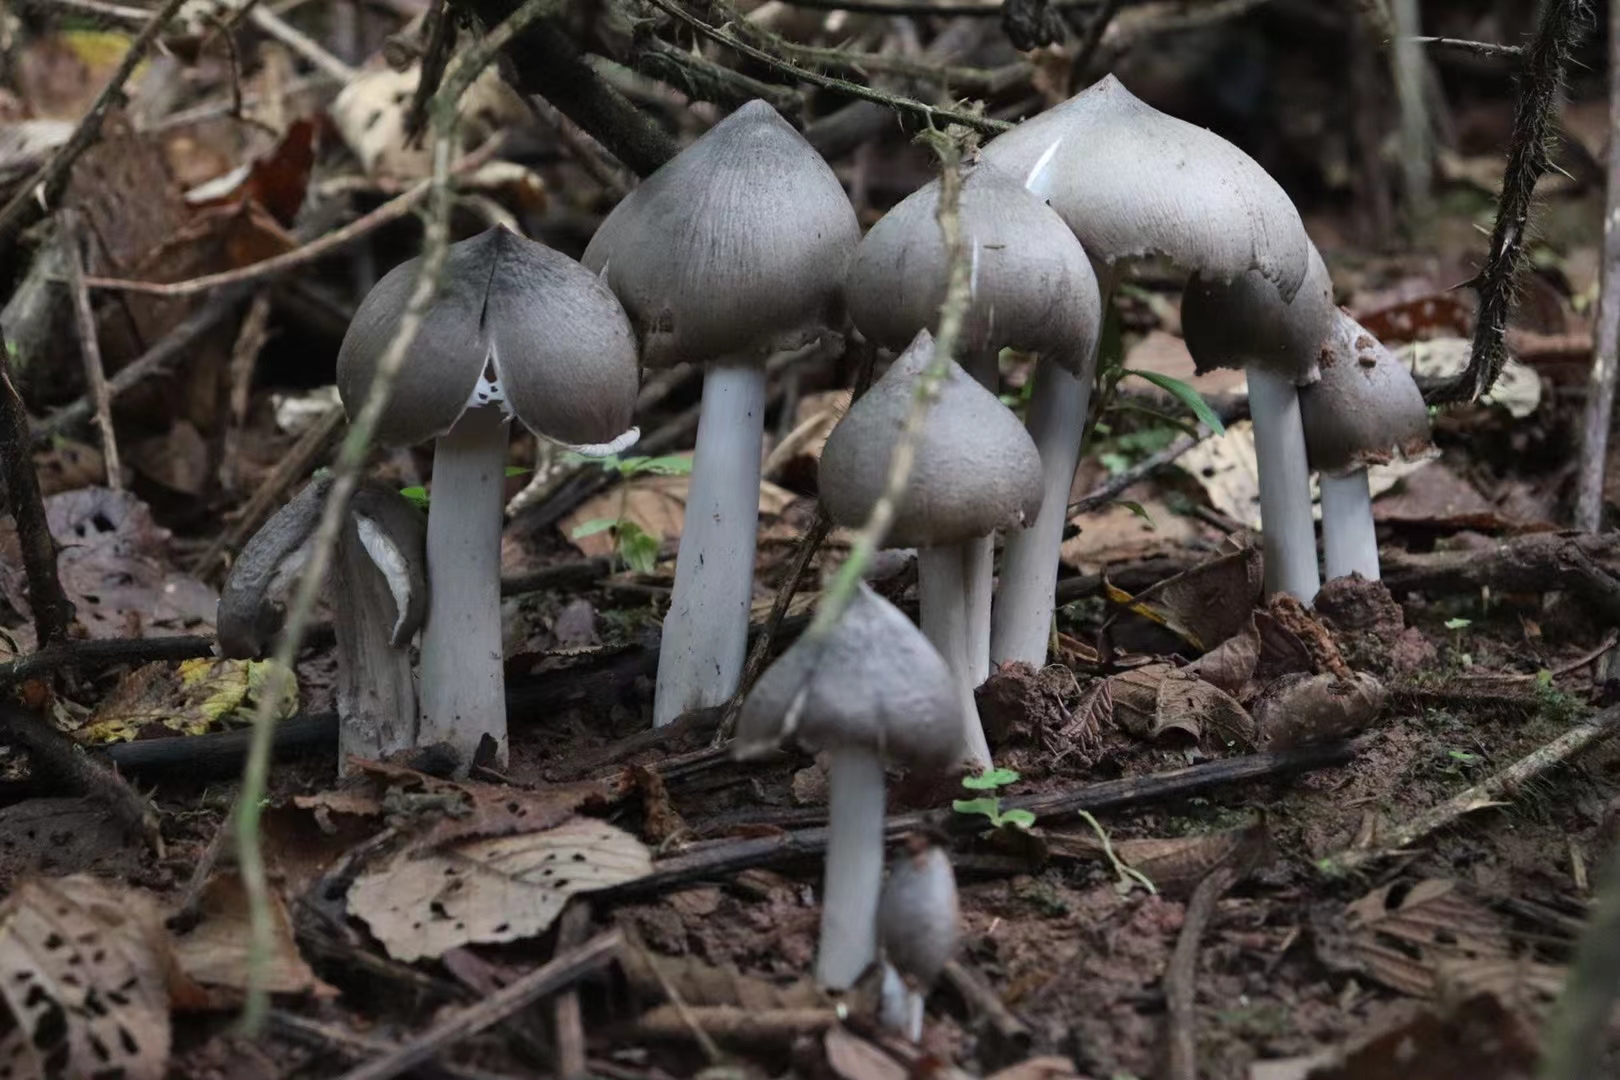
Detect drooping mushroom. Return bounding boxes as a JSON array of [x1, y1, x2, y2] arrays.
[[877, 834, 960, 1042], [819, 329, 1042, 769], [737, 584, 959, 990], [979, 74, 1313, 665], [218, 476, 427, 769], [1181, 244, 1336, 602], [845, 160, 1101, 684], [338, 225, 640, 770], [1300, 311, 1435, 582], [582, 100, 860, 728]]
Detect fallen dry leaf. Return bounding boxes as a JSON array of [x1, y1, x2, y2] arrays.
[[348, 817, 652, 961], [1253, 672, 1386, 750], [985, 1056, 1088, 1080], [1403, 337, 1539, 418], [170, 874, 331, 1005], [1107, 663, 1254, 748], [825, 1025, 908, 1080], [0, 877, 173, 1080], [1104, 547, 1262, 655], [619, 935, 824, 1010], [1060, 494, 1200, 573], [1343, 879, 1510, 998]]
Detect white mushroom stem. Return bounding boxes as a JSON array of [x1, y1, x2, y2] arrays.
[[878, 963, 925, 1042], [917, 545, 993, 769], [1320, 468, 1380, 582], [819, 748, 887, 989], [961, 350, 999, 685], [418, 405, 510, 769], [1246, 367, 1322, 604], [653, 362, 767, 727], [990, 356, 1091, 668]]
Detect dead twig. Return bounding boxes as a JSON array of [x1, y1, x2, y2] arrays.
[[335, 931, 622, 1080], [0, 0, 189, 247], [632, 1005, 838, 1044], [58, 210, 121, 490], [942, 960, 1032, 1062], [1068, 431, 1202, 516], [551, 903, 592, 1080], [248, 6, 357, 81], [0, 634, 217, 688], [1380, 531, 1620, 623], [1413, 36, 1525, 61], [0, 339, 76, 647], [1576, 0, 1620, 531], [220, 292, 276, 492], [272, 1012, 525, 1080], [1068, 0, 1124, 87], [1164, 863, 1242, 1080]]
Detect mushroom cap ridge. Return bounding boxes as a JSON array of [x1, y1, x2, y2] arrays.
[[1182, 244, 1335, 387]]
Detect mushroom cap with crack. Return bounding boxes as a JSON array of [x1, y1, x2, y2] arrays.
[[980, 74, 1310, 301], [818, 329, 1044, 549], [336, 225, 641, 450], [735, 583, 960, 768], [1299, 311, 1436, 476], [581, 99, 860, 369], [846, 160, 1101, 374], [879, 839, 960, 987], [1181, 243, 1334, 386]]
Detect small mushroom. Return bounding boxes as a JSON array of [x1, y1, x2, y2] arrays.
[[979, 74, 1313, 667], [737, 584, 959, 990], [877, 835, 960, 1042], [218, 477, 428, 769], [845, 160, 1101, 685], [820, 329, 1042, 769], [338, 224, 639, 770], [583, 99, 860, 728], [1182, 244, 1336, 603], [1300, 311, 1435, 582]]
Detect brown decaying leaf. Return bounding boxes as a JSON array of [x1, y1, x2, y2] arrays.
[[618, 932, 824, 1010], [1263, 593, 1350, 678], [348, 759, 615, 849], [0, 876, 174, 1080], [1183, 614, 1260, 700], [1106, 663, 1255, 749], [1285, 992, 1537, 1080], [1044, 822, 1267, 899], [825, 1026, 909, 1080], [169, 873, 332, 1005], [1355, 292, 1473, 344], [1253, 672, 1386, 750], [1343, 879, 1510, 998], [1103, 547, 1263, 655], [561, 466, 797, 558]]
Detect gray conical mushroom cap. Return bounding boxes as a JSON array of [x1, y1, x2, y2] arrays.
[[1181, 244, 1334, 386], [1299, 311, 1436, 476], [846, 161, 1101, 374], [736, 583, 959, 768], [879, 841, 959, 987], [581, 99, 860, 369], [980, 75, 1310, 301], [337, 226, 640, 448], [819, 330, 1044, 549]]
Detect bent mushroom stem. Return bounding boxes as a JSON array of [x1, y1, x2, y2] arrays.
[[819, 747, 887, 989], [1320, 469, 1379, 582], [917, 545, 993, 769], [1247, 367, 1321, 604], [334, 518, 417, 768], [653, 362, 768, 727], [990, 355, 1092, 668], [419, 404, 510, 767]]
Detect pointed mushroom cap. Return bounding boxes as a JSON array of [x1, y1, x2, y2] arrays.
[[581, 100, 860, 369], [1299, 311, 1436, 476], [1181, 244, 1335, 386], [846, 161, 1102, 374], [878, 838, 960, 988], [819, 330, 1043, 548], [981, 75, 1310, 301], [337, 226, 640, 449], [735, 584, 959, 768]]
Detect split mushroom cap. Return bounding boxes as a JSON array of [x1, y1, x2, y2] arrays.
[[1181, 243, 1335, 386], [336, 225, 640, 450], [878, 837, 960, 988], [217, 477, 427, 658], [980, 74, 1310, 301], [1300, 311, 1436, 477], [819, 330, 1044, 549], [846, 160, 1102, 374], [736, 583, 959, 769], [581, 99, 860, 369]]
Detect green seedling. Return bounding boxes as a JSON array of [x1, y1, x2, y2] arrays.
[[566, 453, 694, 574], [953, 767, 1036, 831], [1074, 808, 1156, 896], [400, 465, 529, 513]]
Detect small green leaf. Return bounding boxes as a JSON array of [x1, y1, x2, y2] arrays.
[[1447, 749, 1479, 764], [618, 523, 661, 574], [632, 454, 695, 477], [1099, 451, 1131, 475], [952, 797, 1001, 819], [960, 767, 1020, 790], [505, 465, 531, 477], [1444, 617, 1471, 630], [997, 808, 1037, 830], [1535, 669, 1554, 686], [1122, 369, 1226, 435], [570, 517, 618, 540], [1118, 500, 1156, 528], [399, 486, 429, 511]]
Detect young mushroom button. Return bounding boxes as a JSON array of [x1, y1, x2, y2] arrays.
[[1300, 311, 1436, 583], [819, 328, 1042, 772], [878, 836, 960, 1042], [737, 584, 959, 991], [845, 161, 1101, 685], [582, 98, 860, 730], [337, 225, 640, 773], [979, 73, 1312, 667]]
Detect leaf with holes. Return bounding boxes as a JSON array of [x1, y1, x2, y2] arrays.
[[0, 876, 173, 1080], [346, 817, 652, 961]]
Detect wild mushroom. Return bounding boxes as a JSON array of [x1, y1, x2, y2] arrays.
[[582, 100, 860, 727], [338, 224, 640, 770], [218, 476, 427, 769], [877, 834, 960, 1042], [1300, 311, 1435, 582], [979, 74, 1312, 665], [1181, 244, 1336, 602], [819, 329, 1042, 769], [844, 160, 1101, 684], [737, 584, 959, 990]]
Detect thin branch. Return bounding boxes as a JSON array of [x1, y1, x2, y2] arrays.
[[58, 210, 121, 489], [1067, 431, 1202, 516], [761, 0, 1103, 15], [248, 5, 358, 82], [1165, 863, 1242, 1080], [0, 340, 76, 648], [1412, 35, 1525, 61], [0, 0, 189, 247], [1068, 0, 1124, 86], [0, 635, 217, 689], [1575, 0, 1620, 531]]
